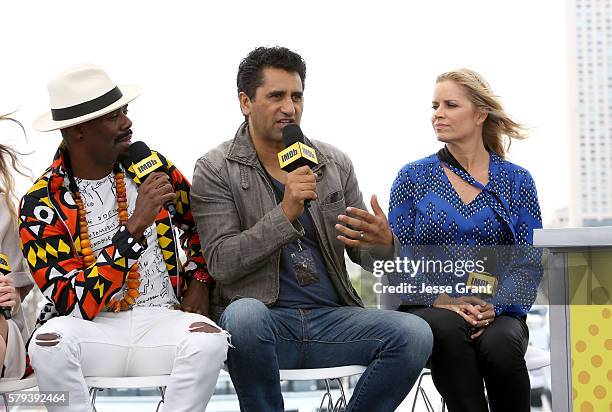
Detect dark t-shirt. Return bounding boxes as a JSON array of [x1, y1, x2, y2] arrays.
[[269, 177, 341, 309]]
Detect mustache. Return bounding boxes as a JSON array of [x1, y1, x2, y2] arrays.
[[116, 129, 133, 141]]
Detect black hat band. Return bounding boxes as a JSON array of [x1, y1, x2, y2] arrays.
[[51, 87, 123, 121]]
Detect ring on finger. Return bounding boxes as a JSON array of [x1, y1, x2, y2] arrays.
[[359, 231, 365, 240], [484, 319, 489, 326]]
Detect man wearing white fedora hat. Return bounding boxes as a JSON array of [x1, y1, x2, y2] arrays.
[[19, 64, 229, 412]]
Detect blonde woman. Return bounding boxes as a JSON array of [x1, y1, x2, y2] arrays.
[[0, 108, 33, 380], [389, 70, 542, 412]]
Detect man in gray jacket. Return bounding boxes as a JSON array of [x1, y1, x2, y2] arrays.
[[191, 46, 432, 412]]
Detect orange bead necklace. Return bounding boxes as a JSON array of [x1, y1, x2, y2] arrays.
[[72, 166, 140, 312]]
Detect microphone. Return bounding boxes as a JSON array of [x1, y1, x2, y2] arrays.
[[277, 124, 318, 207], [466, 247, 498, 297], [127, 141, 176, 217], [0, 253, 13, 319]]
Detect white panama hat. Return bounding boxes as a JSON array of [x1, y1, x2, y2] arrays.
[[33, 63, 142, 132]]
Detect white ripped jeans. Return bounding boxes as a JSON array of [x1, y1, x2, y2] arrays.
[[28, 306, 229, 412]]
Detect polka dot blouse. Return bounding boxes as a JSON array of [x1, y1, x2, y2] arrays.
[[388, 151, 543, 316]]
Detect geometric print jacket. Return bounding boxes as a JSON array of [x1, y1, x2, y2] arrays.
[[19, 147, 210, 328]]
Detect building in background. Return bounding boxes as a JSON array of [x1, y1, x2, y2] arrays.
[[547, 206, 570, 229], [569, 0, 612, 227]]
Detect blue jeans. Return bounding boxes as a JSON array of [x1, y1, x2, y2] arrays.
[[220, 298, 433, 412]]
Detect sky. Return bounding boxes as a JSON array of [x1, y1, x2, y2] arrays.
[[0, 0, 568, 225]]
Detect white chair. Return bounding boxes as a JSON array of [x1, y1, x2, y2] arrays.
[[280, 365, 367, 412], [85, 375, 170, 412], [525, 345, 551, 370], [525, 345, 552, 408], [0, 376, 38, 412], [221, 363, 366, 411], [95, 366, 367, 412]]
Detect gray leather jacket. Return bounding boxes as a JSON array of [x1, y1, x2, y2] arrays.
[[191, 122, 397, 320]]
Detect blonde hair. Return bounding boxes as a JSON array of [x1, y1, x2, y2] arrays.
[[0, 115, 29, 219], [436, 68, 526, 158]]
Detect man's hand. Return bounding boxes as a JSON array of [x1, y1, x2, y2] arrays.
[[175, 281, 210, 316], [280, 166, 317, 222], [335, 195, 393, 248], [126, 172, 176, 240]]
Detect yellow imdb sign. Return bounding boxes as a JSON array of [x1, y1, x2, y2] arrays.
[[0, 253, 11, 274], [278, 142, 318, 169], [466, 272, 498, 296], [134, 152, 163, 179]]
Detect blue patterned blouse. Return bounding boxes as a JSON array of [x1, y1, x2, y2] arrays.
[[388, 151, 543, 316]]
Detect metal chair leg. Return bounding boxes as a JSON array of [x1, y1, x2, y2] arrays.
[[88, 387, 99, 412], [419, 386, 436, 412], [87, 385, 168, 412], [319, 379, 334, 411], [156, 385, 166, 412], [2, 392, 11, 412], [332, 377, 348, 411], [411, 370, 432, 412]]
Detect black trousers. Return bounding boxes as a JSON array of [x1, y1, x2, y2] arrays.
[[401, 306, 530, 412]]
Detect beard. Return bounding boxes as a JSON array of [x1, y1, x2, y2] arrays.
[[116, 148, 129, 162]]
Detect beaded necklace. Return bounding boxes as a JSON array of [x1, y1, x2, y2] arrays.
[[64, 153, 140, 312]]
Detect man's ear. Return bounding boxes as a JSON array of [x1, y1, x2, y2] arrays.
[[61, 124, 84, 143], [74, 124, 85, 140], [239, 91, 251, 117]]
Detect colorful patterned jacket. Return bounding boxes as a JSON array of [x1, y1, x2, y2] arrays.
[[19, 147, 210, 326]]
